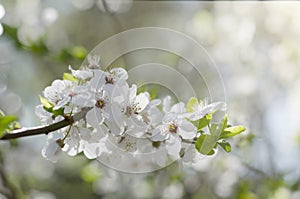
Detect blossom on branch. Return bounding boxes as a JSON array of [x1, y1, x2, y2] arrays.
[[34, 54, 245, 169]]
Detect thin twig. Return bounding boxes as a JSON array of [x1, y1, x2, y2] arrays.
[[0, 107, 92, 140]]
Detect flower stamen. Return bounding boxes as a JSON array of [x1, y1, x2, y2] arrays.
[[168, 123, 178, 134], [95, 99, 105, 109]]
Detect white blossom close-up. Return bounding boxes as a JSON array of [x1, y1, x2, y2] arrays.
[[35, 54, 236, 172]]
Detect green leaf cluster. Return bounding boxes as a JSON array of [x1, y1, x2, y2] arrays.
[[0, 112, 18, 137], [194, 114, 246, 155]]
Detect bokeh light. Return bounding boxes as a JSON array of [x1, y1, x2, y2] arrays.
[[0, 1, 300, 199]]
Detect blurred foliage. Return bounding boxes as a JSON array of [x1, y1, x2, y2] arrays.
[[0, 1, 300, 199]]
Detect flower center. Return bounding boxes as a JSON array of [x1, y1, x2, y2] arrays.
[[131, 103, 141, 114], [105, 76, 114, 84], [95, 99, 105, 109], [168, 123, 178, 133], [124, 103, 141, 117]]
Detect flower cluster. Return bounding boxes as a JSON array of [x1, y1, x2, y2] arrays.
[[36, 55, 245, 169]]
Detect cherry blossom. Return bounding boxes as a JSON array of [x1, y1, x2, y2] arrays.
[[35, 55, 244, 170]]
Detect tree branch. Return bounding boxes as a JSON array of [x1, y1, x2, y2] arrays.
[[0, 108, 92, 140]]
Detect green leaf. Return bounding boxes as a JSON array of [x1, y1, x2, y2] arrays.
[[0, 115, 18, 137], [63, 73, 77, 82], [39, 96, 64, 117], [220, 114, 228, 132], [207, 149, 215, 155], [52, 108, 65, 117], [195, 134, 217, 155], [220, 125, 246, 139], [210, 114, 228, 138], [218, 140, 231, 152], [187, 97, 198, 113], [39, 96, 54, 110], [196, 113, 212, 130]]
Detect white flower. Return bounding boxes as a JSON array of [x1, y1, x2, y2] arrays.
[[86, 89, 111, 127], [43, 79, 92, 110], [151, 101, 197, 158], [62, 126, 82, 156], [81, 126, 107, 159], [62, 122, 106, 159], [117, 84, 150, 136], [140, 99, 163, 128], [189, 98, 226, 121], [37, 55, 233, 166], [87, 54, 101, 69], [89, 67, 128, 92], [68, 65, 93, 81]]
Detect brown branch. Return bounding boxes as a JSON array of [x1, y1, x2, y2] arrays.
[[0, 108, 92, 140]]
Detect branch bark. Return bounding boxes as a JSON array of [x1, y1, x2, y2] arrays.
[[0, 108, 92, 140]]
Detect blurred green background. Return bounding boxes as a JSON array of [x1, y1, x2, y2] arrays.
[[0, 1, 300, 199]]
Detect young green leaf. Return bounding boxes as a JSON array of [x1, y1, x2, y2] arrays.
[[187, 97, 198, 113], [218, 140, 232, 152], [52, 108, 65, 117], [209, 114, 228, 138], [39, 96, 54, 110], [220, 125, 246, 139], [63, 73, 77, 82], [0, 115, 18, 137], [220, 114, 228, 132], [196, 113, 212, 130], [39, 96, 65, 117], [195, 134, 217, 155]]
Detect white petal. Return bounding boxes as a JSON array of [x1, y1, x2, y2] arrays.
[[163, 96, 172, 113], [54, 96, 70, 110], [72, 94, 93, 107], [105, 120, 125, 135], [42, 140, 60, 163], [206, 102, 226, 112], [170, 102, 186, 114], [86, 108, 104, 128], [162, 112, 177, 124], [129, 84, 137, 103], [44, 86, 59, 103], [87, 54, 101, 69], [135, 92, 150, 112], [80, 128, 92, 141], [178, 120, 197, 139], [89, 70, 106, 90], [52, 79, 66, 91], [148, 107, 163, 126], [69, 66, 93, 80], [110, 67, 128, 80], [149, 99, 161, 106], [182, 146, 196, 163], [83, 142, 103, 159], [151, 126, 168, 141], [189, 112, 205, 121], [166, 136, 181, 158]]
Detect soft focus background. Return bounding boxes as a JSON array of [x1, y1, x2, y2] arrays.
[[0, 1, 300, 199]]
